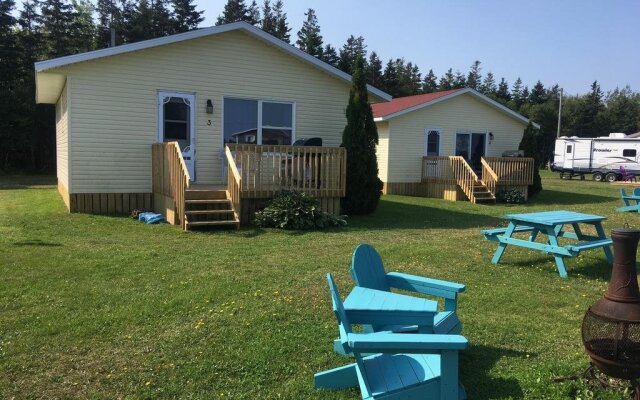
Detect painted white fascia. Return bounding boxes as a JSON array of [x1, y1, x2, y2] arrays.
[[34, 21, 391, 102]]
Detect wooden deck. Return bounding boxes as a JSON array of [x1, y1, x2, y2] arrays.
[[151, 142, 347, 229], [390, 156, 534, 203]]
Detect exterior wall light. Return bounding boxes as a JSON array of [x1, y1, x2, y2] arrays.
[[489, 132, 494, 144], [206, 99, 213, 114]]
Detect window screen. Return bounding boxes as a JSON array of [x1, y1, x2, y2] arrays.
[[623, 149, 637, 157]]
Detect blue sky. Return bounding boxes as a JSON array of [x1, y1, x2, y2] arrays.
[[198, 0, 640, 95]]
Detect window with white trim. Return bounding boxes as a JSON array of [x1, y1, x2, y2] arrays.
[[223, 98, 293, 145], [425, 129, 441, 156]]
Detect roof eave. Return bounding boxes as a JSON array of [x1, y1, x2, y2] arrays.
[[34, 21, 392, 102]]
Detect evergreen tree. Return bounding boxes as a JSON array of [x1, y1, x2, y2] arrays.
[[337, 35, 366, 75], [365, 51, 382, 88], [96, 0, 121, 47], [604, 86, 640, 134], [216, 0, 251, 25], [511, 77, 524, 109], [150, 0, 172, 37], [271, 0, 289, 42], [529, 80, 546, 105], [572, 80, 605, 136], [480, 71, 496, 96], [518, 121, 542, 196], [40, 0, 75, 57], [381, 58, 399, 97], [496, 77, 510, 102], [246, 0, 259, 25], [438, 68, 454, 90], [466, 60, 481, 90], [320, 44, 339, 67], [260, 0, 275, 34], [171, 0, 204, 33], [400, 61, 421, 95], [128, 0, 153, 41], [118, 0, 136, 43], [296, 8, 322, 58], [452, 70, 466, 89], [1, 0, 18, 86], [341, 57, 383, 215], [422, 69, 438, 93]]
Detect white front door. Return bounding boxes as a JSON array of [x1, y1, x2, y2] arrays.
[[563, 143, 574, 169], [158, 91, 196, 180]]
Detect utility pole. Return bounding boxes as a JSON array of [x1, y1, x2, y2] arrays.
[[556, 88, 563, 138]]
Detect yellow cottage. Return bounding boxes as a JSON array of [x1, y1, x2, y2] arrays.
[[35, 22, 390, 228], [372, 88, 539, 202]]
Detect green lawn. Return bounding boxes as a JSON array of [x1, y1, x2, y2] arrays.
[[0, 171, 636, 399]]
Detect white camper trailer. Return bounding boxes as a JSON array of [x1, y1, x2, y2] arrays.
[[552, 133, 640, 182]]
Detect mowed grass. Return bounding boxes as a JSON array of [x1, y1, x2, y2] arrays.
[[0, 171, 637, 399]]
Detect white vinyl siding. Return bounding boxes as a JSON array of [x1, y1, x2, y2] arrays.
[[376, 121, 390, 182], [55, 81, 70, 190], [382, 93, 527, 182], [57, 30, 355, 193]]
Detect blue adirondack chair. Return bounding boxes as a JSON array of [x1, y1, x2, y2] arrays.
[[315, 273, 468, 400], [351, 244, 465, 335]]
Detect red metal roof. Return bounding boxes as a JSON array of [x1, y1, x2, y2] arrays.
[[371, 89, 464, 118]]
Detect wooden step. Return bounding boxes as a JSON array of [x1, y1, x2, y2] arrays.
[[185, 209, 234, 215], [186, 219, 240, 227], [185, 199, 231, 204], [185, 189, 228, 200]]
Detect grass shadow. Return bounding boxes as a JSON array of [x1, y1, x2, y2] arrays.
[[0, 174, 56, 189], [346, 197, 502, 230], [529, 189, 615, 205], [461, 344, 527, 399], [13, 240, 63, 247]]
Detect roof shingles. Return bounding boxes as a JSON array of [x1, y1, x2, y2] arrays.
[[371, 89, 463, 118]]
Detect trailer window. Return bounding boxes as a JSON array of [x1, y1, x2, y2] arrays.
[[566, 145, 572, 154], [623, 149, 637, 157]]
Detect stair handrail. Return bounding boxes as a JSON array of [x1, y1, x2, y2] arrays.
[[225, 145, 242, 223], [480, 157, 498, 197], [152, 142, 189, 230], [449, 156, 478, 203]]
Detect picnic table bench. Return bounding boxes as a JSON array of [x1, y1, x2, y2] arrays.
[[481, 210, 613, 278], [617, 188, 640, 213]]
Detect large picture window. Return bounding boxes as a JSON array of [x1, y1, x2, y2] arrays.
[[223, 98, 294, 145]]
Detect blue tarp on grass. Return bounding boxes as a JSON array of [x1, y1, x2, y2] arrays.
[[138, 212, 166, 224]]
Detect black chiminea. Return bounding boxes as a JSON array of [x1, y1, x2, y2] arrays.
[[582, 228, 640, 397]]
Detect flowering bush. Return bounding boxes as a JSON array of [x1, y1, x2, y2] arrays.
[[498, 188, 526, 204]]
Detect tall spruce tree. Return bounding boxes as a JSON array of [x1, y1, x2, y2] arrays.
[[496, 77, 510, 103], [466, 60, 481, 89], [529, 80, 546, 105], [1, 0, 18, 86], [341, 57, 382, 215], [452, 70, 466, 89], [337, 35, 366, 75], [271, 0, 289, 42], [511, 77, 524, 109], [439, 68, 454, 90], [96, 0, 121, 47], [171, 0, 204, 33], [365, 51, 383, 88], [260, 0, 275, 34], [70, 0, 95, 53], [216, 0, 252, 25], [422, 69, 438, 93], [296, 8, 322, 58], [246, 0, 259, 25], [40, 0, 75, 56], [518, 121, 542, 196], [320, 44, 339, 67], [381, 59, 399, 97], [480, 72, 496, 96], [128, 0, 153, 41], [150, 0, 173, 37]]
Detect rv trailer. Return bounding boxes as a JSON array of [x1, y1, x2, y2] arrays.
[[552, 133, 640, 182]]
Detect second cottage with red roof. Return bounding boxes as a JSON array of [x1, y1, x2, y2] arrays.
[[371, 88, 539, 202]]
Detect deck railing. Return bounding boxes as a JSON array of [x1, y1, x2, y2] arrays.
[[152, 142, 190, 229], [225, 146, 242, 221], [422, 156, 479, 203], [226, 144, 346, 198], [483, 157, 534, 185]]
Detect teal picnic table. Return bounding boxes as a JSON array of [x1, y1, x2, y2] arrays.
[[482, 210, 613, 278]]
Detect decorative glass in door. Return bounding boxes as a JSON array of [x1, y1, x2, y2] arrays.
[[158, 92, 196, 180]]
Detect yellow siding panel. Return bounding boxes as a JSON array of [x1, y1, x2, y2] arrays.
[[55, 81, 69, 190], [385, 93, 527, 182], [64, 30, 353, 193]]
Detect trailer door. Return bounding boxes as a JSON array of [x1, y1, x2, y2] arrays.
[[563, 143, 574, 169]]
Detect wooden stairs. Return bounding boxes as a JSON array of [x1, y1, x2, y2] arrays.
[[472, 180, 496, 204], [184, 185, 240, 230]]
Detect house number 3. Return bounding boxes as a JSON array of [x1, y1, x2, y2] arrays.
[[207, 120, 212, 126]]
